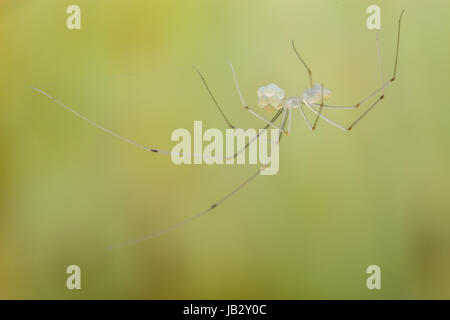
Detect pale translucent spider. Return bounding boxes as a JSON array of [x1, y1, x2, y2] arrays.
[[209, 11, 405, 136], [31, 11, 404, 249]]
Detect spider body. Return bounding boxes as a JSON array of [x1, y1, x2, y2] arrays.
[[257, 82, 332, 110]]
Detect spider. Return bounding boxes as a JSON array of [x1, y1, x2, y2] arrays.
[[31, 11, 404, 249]]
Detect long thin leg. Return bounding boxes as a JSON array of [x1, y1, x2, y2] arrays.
[[310, 104, 358, 110], [286, 104, 292, 135], [292, 40, 313, 88], [228, 61, 288, 134], [278, 105, 289, 142], [310, 10, 405, 129], [30, 87, 205, 157], [303, 100, 347, 132], [108, 105, 290, 249], [107, 167, 262, 250], [193, 66, 235, 128], [347, 95, 385, 130], [312, 84, 324, 130], [32, 87, 235, 162], [279, 104, 288, 134], [311, 10, 404, 111], [347, 10, 405, 130], [310, 79, 392, 110], [392, 10, 405, 82], [34, 79, 283, 165], [344, 28, 385, 132], [305, 95, 387, 132], [298, 104, 313, 130], [376, 29, 385, 95], [314, 27, 387, 111]]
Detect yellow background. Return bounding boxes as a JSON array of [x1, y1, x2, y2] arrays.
[[0, 0, 449, 299]]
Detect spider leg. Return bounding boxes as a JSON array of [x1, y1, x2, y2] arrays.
[[193, 66, 235, 129], [310, 79, 392, 110], [291, 40, 313, 88], [31, 87, 203, 158], [108, 100, 290, 249], [107, 167, 262, 250], [346, 10, 405, 130], [303, 100, 348, 132], [376, 29, 385, 95], [312, 84, 325, 130], [309, 10, 405, 129], [32, 84, 282, 163], [305, 94, 387, 131], [298, 104, 313, 130], [285, 103, 293, 136]]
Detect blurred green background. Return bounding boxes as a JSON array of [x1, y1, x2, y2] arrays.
[[0, 0, 449, 299]]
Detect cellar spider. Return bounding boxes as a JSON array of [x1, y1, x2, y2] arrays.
[[31, 11, 404, 249]]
